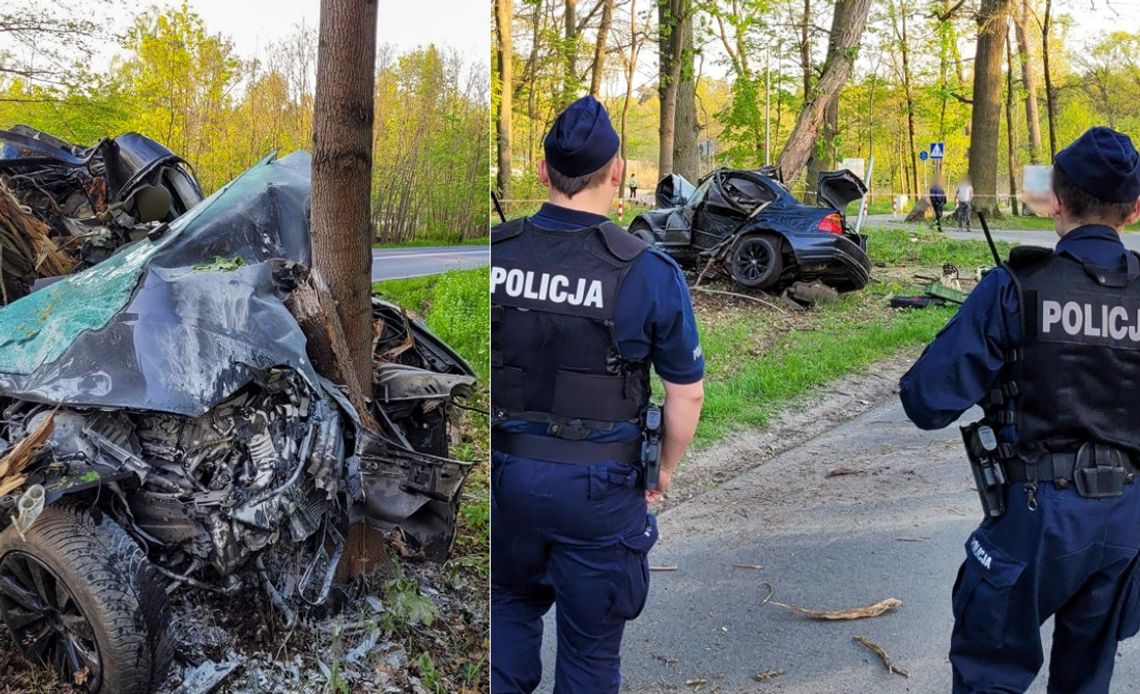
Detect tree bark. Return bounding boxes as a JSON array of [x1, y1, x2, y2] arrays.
[[673, 9, 699, 181], [968, 0, 1010, 218], [1041, 0, 1057, 158], [563, 0, 580, 105], [806, 0, 851, 203], [589, 0, 615, 97], [311, 0, 378, 396], [657, 0, 686, 177], [1006, 23, 1020, 215], [495, 0, 512, 196], [777, 0, 873, 185], [620, 0, 640, 198], [1012, 0, 1041, 163]]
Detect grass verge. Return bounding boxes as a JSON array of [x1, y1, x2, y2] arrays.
[[685, 226, 1015, 447], [373, 236, 489, 249]]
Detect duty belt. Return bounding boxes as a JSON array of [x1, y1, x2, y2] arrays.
[[491, 431, 641, 465], [1006, 451, 1140, 485]]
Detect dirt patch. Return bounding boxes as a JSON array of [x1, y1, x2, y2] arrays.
[[658, 350, 920, 513]]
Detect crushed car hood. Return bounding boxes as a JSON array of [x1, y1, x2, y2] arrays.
[[0, 152, 315, 416]]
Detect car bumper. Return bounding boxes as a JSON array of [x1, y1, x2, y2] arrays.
[[790, 233, 872, 291]]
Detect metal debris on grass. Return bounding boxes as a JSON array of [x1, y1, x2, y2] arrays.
[[760, 583, 902, 620], [853, 635, 909, 678]]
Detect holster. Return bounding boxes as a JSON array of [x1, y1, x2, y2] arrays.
[[641, 404, 663, 490], [961, 423, 1007, 518]]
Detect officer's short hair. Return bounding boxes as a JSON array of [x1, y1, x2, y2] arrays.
[[547, 155, 617, 198], [1053, 167, 1137, 225]]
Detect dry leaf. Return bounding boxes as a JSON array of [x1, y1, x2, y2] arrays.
[[853, 636, 909, 678]]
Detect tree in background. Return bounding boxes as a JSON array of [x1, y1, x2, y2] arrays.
[[967, 0, 1010, 217], [496, 0, 513, 196]]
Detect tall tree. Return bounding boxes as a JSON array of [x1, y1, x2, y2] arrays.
[[673, 10, 699, 181], [807, 0, 865, 201], [1012, 0, 1042, 163], [588, 0, 615, 96], [619, 0, 645, 197], [310, 0, 379, 401], [657, 0, 688, 176], [563, 0, 580, 103], [1006, 22, 1020, 215], [496, 0, 513, 196], [778, 0, 873, 184], [967, 0, 1010, 217], [1040, 0, 1057, 157]]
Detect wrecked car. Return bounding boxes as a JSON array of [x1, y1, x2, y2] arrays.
[[0, 147, 476, 693], [629, 167, 872, 291]]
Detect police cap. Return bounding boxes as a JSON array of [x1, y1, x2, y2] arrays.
[[1054, 126, 1140, 203], [543, 95, 620, 178]]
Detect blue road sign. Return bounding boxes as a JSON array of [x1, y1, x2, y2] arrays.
[[919, 150, 929, 161], [929, 142, 945, 159]]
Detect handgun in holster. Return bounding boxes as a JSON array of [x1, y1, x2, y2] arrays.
[[642, 404, 663, 490], [961, 422, 1007, 518]]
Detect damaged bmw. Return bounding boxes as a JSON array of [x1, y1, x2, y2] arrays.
[[0, 128, 477, 692]]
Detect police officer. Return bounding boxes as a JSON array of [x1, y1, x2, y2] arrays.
[[899, 127, 1140, 693], [490, 95, 705, 693]]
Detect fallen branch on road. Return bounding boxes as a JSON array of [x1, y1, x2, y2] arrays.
[[760, 583, 902, 620], [853, 635, 909, 677]]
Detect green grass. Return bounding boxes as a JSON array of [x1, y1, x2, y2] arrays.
[[373, 266, 489, 381], [373, 236, 488, 249], [863, 225, 1016, 267], [690, 293, 954, 446]]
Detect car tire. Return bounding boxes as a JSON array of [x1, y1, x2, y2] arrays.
[[0, 502, 172, 693], [629, 221, 655, 244], [729, 234, 783, 289]]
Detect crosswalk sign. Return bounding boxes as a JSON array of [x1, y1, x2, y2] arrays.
[[929, 142, 945, 159]]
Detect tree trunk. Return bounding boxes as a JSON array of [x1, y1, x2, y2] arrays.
[[968, 0, 1010, 218], [673, 10, 699, 181], [620, 0, 640, 198], [777, 0, 873, 184], [657, 0, 686, 177], [806, 0, 850, 203], [1012, 0, 1042, 163], [563, 0, 579, 105], [1006, 23, 1020, 215], [1041, 0, 1057, 158], [900, 8, 919, 200], [589, 0, 615, 97], [800, 0, 812, 100], [311, 0, 378, 397], [495, 0, 512, 196]]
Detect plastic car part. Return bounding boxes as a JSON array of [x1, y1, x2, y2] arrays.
[[0, 502, 172, 693], [12, 483, 44, 539]]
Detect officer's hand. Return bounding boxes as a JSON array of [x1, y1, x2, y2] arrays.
[[646, 469, 672, 503]]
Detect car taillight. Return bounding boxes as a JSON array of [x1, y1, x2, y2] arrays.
[[818, 213, 843, 234]]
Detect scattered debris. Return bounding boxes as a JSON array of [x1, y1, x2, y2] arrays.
[[685, 678, 709, 688], [0, 412, 53, 496], [178, 658, 242, 694], [753, 668, 786, 682], [783, 280, 839, 307], [825, 466, 863, 478], [896, 536, 929, 543], [761, 583, 902, 620], [853, 635, 909, 678], [732, 563, 764, 570], [692, 286, 789, 315]]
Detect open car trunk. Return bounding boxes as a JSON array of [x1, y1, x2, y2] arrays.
[[816, 169, 867, 215]]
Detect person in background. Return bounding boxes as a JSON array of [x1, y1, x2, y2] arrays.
[[899, 127, 1140, 693], [490, 95, 705, 693], [628, 171, 639, 201], [930, 175, 947, 232], [955, 174, 974, 231]]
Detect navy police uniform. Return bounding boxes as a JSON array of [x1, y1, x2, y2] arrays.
[[900, 127, 1140, 693], [490, 97, 703, 693]]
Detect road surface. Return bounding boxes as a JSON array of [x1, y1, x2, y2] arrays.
[[370, 244, 488, 281], [536, 367, 1140, 692], [864, 214, 1140, 252]]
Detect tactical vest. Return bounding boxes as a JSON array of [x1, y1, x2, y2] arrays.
[[989, 246, 1140, 459], [490, 218, 651, 461]]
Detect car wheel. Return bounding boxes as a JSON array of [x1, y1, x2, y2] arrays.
[[629, 221, 655, 244], [729, 235, 783, 289], [0, 502, 172, 693]]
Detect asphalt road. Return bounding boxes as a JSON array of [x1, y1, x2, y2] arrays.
[[370, 244, 488, 281], [864, 214, 1140, 252], [537, 394, 1140, 692]]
